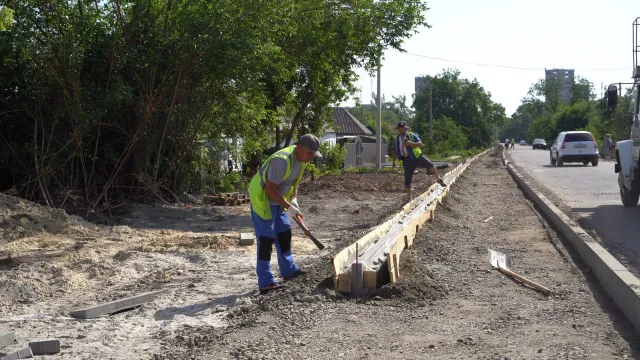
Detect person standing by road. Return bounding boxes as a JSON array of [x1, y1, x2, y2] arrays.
[[510, 138, 515, 149], [604, 134, 613, 161], [248, 134, 322, 295], [392, 121, 446, 200]]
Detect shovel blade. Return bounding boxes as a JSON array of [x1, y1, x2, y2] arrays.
[[488, 248, 512, 270]]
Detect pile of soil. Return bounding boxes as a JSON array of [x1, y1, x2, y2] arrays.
[[0, 193, 93, 243]]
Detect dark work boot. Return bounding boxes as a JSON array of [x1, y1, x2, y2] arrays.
[[259, 283, 286, 295], [283, 269, 307, 281]]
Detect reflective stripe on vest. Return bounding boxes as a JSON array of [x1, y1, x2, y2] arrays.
[[248, 146, 307, 220]]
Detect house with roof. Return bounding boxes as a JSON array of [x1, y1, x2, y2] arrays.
[[321, 107, 387, 167], [320, 107, 375, 147]]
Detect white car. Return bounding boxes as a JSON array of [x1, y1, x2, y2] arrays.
[[549, 131, 599, 167], [520, 140, 527, 145]]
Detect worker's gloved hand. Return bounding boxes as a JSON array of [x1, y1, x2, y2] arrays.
[[290, 197, 299, 209], [287, 205, 303, 219]]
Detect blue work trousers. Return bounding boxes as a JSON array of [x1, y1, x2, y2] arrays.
[[250, 205, 299, 288]]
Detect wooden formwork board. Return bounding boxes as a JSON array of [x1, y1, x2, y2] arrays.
[[333, 167, 459, 292], [381, 152, 486, 285], [332, 149, 493, 292]]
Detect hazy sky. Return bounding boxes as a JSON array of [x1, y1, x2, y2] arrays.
[[342, 0, 638, 116]]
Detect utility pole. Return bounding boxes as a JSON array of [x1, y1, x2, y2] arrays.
[[428, 88, 433, 139], [360, 85, 364, 124], [376, 58, 382, 170], [600, 81, 603, 99], [619, 82, 622, 98]]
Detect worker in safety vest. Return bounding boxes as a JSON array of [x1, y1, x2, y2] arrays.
[[248, 134, 322, 294], [392, 121, 446, 200]]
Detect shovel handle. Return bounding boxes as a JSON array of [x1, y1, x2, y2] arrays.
[[293, 215, 326, 250], [498, 267, 551, 295]]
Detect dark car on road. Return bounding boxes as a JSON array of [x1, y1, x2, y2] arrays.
[[532, 138, 547, 150]]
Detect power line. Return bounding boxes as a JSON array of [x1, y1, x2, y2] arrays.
[[387, 49, 628, 72]]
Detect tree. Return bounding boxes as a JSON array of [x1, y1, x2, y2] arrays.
[[271, 0, 430, 147], [0, 6, 13, 30], [412, 69, 506, 149], [432, 116, 468, 154], [0, 0, 430, 207], [515, 76, 601, 144], [571, 76, 595, 104]]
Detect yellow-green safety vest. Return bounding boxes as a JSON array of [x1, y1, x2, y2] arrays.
[[248, 146, 307, 220], [398, 132, 422, 166]]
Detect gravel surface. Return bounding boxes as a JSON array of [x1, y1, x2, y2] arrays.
[[155, 149, 638, 359]]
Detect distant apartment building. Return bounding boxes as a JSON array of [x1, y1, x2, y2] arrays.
[[414, 76, 430, 93], [545, 68, 574, 101]]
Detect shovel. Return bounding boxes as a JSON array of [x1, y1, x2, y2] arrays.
[[293, 215, 326, 250], [488, 248, 551, 295]]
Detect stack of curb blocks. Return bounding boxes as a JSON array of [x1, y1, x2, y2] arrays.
[[0, 330, 60, 360]]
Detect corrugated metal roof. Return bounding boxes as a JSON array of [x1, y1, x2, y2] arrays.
[[332, 107, 373, 135]]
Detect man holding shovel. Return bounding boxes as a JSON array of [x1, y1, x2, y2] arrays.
[[248, 134, 322, 295], [392, 121, 446, 200]]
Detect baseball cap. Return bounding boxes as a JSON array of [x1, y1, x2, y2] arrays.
[[397, 121, 407, 129], [298, 134, 323, 158]]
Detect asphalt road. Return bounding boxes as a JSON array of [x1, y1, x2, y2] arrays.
[[507, 144, 640, 276]]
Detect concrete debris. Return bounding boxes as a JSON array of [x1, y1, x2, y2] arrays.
[[0, 331, 14, 349], [70, 290, 167, 319], [239, 233, 255, 246], [0, 347, 32, 360], [28, 339, 61, 355]]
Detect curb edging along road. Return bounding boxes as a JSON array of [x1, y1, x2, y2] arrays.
[[501, 147, 640, 332]]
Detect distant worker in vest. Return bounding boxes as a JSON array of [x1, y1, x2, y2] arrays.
[[604, 134, 613, 161], [248, 134, 322, 295], [392, 121, 446, 200]]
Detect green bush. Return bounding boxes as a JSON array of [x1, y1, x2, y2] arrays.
[[320, 143, 346, 171], [432, 116, 468, 156], [305, 163, 320, 179], [320, 168, 341, 176], [204, 169, 248, 194]]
